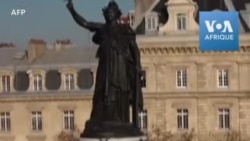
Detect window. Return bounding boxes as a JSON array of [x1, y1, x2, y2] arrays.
[[34, 74, 42, 91], [31, 111, 42, 131], [65, 73, 74, 90], [177, 13, 186, 31], [145, 14, 158, 31], [63, 111, 74, 130], [0, 112, 10, 132], [218, 109, 230, 129], [176, 69, 187, 88], [177, 109, 188, 129], [138, 110, 148, 130], [217, 69, 229, 88], [1, 75, 10, 93]]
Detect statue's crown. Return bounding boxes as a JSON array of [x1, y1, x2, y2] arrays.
[[106, 0, 119, 11], [102, 0, 122, 17]]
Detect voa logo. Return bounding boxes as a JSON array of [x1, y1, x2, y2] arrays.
[[204, 20, 233, 40], [199, 11, 239, 51]]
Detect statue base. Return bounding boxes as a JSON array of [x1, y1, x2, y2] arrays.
[[80, 136, 147, 141], [80, 120, 145, 138]]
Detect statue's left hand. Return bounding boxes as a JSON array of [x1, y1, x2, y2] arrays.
[[66, 0, 74, 9]]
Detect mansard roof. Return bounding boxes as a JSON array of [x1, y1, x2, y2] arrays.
[[0, 46, 98, 70], [1, 37, 250, 70], [134, 0, 250, 33], [0, 48, 18, 67]]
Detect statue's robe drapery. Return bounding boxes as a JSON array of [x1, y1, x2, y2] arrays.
[[90, 22, 143, 123]]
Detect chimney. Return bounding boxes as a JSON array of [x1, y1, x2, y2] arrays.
[[27, 38, 47, 63], [0, 42, 16, 48], [54, 39, 73, 52]]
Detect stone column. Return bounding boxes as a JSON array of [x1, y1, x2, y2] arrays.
[[59, 70, 64, 91], [10, 74, 15, 93], [74, 71, 79, 91], [41, 71, 47, 92], [27, 70, 33, 92]]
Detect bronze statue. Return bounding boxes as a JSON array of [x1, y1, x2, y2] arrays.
[[66, 0, 144, 138]]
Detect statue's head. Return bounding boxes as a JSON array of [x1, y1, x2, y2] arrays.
[[103, 0, 122, 22]]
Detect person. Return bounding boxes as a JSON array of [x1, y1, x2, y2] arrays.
[[66, 0, 143, 126]]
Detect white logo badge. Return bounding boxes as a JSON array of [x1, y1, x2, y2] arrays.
[[204, 20, 233, 33]]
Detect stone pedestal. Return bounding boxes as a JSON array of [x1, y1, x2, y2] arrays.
[[80, 136, 147, 141], [80, 120, 147, 141]]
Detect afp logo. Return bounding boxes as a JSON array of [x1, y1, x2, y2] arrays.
[[199, 12, 239, 51]]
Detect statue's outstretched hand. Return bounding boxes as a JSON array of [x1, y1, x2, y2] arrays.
[[66, 0, 73, 9]]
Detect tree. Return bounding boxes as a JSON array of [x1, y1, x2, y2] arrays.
[[147, 123, 195, 141], [58, 126, 81, 141]]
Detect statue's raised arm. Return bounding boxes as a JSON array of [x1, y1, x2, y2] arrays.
[[66, 0, 104, 32]]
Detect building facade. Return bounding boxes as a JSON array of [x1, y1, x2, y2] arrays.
[[1, 0, 250, 141]]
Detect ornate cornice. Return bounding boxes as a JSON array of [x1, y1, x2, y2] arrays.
[[140, 46, 197, 55], [0, 92, 93, 102], [144, 91, 250, 99], [139, 46, 250, 55], [1, 91, 250, 102], [137, 34, 250, 55]]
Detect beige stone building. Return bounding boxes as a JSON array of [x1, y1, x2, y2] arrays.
[[1, 0, 250, 141]]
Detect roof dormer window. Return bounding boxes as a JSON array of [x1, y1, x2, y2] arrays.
[[159, 0, 198, 34], [145, 12, 159, 32], [177, 13, 187, 31], [34, 74, 42, 92], [1, 75, 10, 93], [64, 73, 74, 91]]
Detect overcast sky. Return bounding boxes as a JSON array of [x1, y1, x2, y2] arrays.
[[0, 0, 134, 49]]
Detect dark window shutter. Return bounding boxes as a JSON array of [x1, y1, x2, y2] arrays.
[[45, 70, 61, 90], [77, 69, 93, 89], [14, 71, 29, 91]]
